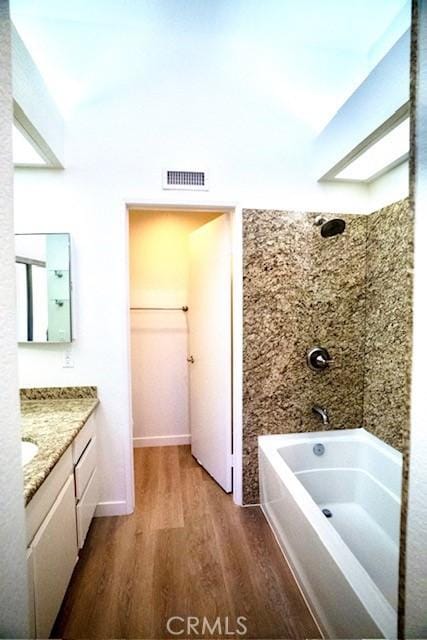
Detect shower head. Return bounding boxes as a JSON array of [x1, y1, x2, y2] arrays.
[[320, 218, 346, 238]]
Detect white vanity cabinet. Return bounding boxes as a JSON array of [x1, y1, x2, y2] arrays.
[[26, 412, 98, 639]]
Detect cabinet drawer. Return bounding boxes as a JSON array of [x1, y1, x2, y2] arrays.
[[72, 414, 95, 464], [75, 436, 97, 500], [31, 475, 78, 639], [76, 469, 99, 549]]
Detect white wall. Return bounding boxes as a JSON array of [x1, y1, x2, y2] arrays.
[[129, 209, 218, 447], [405, 0, 427, 635], [0, 1, 30, 635], [14, 3, 406, 515]]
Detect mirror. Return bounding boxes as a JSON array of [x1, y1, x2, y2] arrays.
[[15, 233, 72, 343]]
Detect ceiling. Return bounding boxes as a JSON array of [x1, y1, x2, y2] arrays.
[[11, 0, 410, 130]]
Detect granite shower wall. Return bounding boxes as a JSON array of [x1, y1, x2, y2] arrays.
[[364, 198, 413, 450], [243, 198, 413, 504], [243, 209, 367, 504]]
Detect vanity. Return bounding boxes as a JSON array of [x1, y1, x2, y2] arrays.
[[15, 234, 95, 637], [21, 387, 99, 639]]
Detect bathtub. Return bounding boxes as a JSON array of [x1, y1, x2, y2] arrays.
[[259, 428, 402, 639]]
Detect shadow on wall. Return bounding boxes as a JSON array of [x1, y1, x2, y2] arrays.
[[242, 198, 413, 504]]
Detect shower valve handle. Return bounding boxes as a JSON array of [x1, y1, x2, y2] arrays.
[[187, 356, 195, 364], [307, 347, 333, 371]]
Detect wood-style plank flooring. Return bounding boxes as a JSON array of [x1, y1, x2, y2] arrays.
[[52, 446, 320, 639]]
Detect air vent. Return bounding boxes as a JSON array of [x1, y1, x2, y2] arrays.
[[162, 169, 209, 191]]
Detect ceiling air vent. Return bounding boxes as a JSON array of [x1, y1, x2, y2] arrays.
[[162, 169, 209, 191]]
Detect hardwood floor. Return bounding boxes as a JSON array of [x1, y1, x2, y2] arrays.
[[52, 446, 320, 639]]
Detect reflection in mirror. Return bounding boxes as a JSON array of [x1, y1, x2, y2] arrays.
[[15, 233, 72, 343]]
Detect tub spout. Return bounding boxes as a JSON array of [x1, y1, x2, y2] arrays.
[[312, 405, 329, 426]]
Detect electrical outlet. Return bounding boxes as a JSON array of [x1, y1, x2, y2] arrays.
[[63, 350, 74, 368]]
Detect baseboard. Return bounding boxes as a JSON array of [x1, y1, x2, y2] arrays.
[[133, 434, 191, 447], [95, 500, 129, 517]]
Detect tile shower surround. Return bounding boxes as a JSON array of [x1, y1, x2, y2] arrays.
[[243, 198, 413, 504]]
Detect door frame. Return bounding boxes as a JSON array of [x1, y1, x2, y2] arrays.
[[123, 199, 244, 507]]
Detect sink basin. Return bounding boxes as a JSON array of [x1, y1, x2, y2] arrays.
[[21, 440, 38, 466]]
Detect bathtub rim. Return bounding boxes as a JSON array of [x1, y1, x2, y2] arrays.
[[262, 427, 402, 466], [258, 428, 401, 639]]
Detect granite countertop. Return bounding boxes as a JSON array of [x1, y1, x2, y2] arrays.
[[21, 387, 99, 506]]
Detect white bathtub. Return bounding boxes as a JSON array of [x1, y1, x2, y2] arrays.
[[259, 428, 402, 639]]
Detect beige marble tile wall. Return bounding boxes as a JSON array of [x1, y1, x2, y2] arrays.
[[243, 209, 367, 504], [363, 198, 413, 450]]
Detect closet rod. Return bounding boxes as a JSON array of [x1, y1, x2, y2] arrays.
[[130, 306, 188, 312]]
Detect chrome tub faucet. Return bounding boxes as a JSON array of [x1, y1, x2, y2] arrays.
[[312, 405, 330, 426]]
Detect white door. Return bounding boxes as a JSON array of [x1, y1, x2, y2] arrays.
[[188, 214, 232, 492]]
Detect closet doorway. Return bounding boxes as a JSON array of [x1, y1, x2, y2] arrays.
[[128, 206, 233, 492]]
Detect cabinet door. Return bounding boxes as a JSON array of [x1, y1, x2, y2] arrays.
[[26, 548, 36, 639], [31, 475, 78, 639]]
